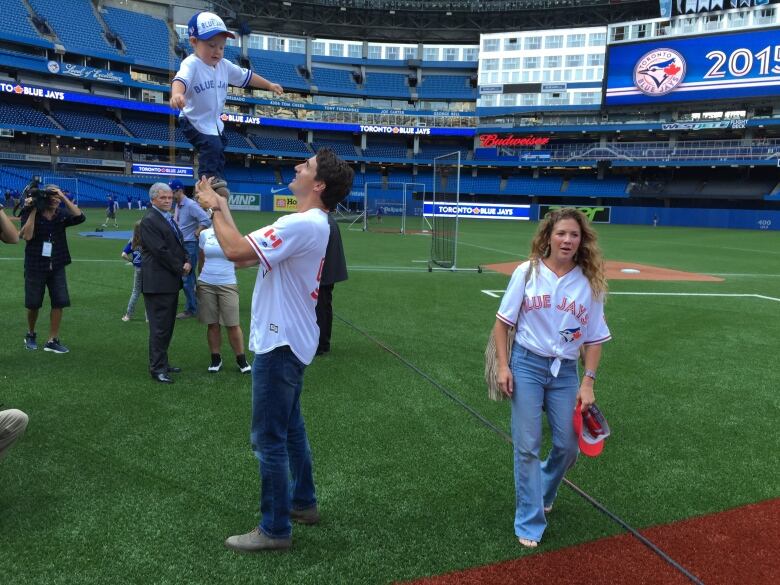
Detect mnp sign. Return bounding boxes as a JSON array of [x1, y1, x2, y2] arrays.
[[539, 205, 611, 223], [423, 202, 530, 220], [229, 192, 260, 211], [274, 195, 298, 212]]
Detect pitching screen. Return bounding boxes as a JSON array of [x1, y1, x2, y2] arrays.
[[605, 28, 780, 106]]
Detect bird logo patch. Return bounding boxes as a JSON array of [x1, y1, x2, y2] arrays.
[[559, 327, 582, 343]]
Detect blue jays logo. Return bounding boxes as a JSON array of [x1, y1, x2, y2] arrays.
[[559, 327, 582, 343], [633, 49, 686, 97]]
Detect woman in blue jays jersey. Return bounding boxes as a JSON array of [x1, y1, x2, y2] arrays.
[[493, 208, 611, 548]]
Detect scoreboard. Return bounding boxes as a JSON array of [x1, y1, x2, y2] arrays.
[[605, 28, 780, 105]]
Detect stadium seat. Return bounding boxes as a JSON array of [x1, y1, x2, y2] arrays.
[[28, 0, 120, 58], [102, 7, 174, 69]]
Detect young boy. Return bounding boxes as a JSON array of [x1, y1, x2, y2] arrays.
[[171, 12, 284, 197]]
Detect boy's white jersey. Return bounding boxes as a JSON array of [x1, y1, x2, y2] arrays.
[[497, 260, 611, 365], [173, 54, 251, 136]]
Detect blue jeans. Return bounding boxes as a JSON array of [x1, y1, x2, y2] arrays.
[[182, 241, 198, 314], [510, 345, 579, 542], [251, 346, 316, 539]]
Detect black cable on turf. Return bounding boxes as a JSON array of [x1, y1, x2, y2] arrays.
[[336, 313, 706, 585]]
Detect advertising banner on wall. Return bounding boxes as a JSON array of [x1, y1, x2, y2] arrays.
[[423, 202, 530, 220], [229, 192, 261, 211], [131, 164, 193, 177], [539, 205, 611, 223], [273, 195, 298, 212], [605, 28, 780, 105]]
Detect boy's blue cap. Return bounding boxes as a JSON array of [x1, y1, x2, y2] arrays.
[[187, 12, 235, 40], [169, 179, 185, 191]]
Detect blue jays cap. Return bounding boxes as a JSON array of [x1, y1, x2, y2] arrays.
[[187, 12, 235, 40], [168, 179, 185, 191], [573, 402, 611, 458]]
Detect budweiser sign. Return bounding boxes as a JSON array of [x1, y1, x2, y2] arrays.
[[479, 134, 550, 147]]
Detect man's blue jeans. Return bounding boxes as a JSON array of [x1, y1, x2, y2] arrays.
[[251, 346, 317, 539], [510, 344, 579, 543], [182, 241, 198, 314]]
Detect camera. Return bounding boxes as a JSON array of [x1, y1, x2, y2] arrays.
[[22, 177, 57, 212]]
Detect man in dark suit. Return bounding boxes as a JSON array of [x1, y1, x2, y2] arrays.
[[140, 182, 191, 383]]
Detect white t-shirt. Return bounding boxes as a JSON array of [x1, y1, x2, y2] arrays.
[[245, 209, 329, 365], [198, 228, 236, 285], [173, 54, 252, 136], [497, 261, 611, 373]]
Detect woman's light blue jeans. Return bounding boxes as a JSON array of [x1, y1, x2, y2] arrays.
[[510, 344, 579, 542]]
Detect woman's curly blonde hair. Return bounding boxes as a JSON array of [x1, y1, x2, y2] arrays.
[[528, 207, 608, 300]]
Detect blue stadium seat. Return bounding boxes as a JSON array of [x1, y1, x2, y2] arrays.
[[311, 67, 357, 93], [250, 136, 311, 155], [51, 107, 128, 138], [28, 0, 119, 58], [361, 72, 409, 98], [102, 7, 173, 69], [0, 102, 59, 130], [363, 144, 408, 159], [417, 75, 475, 100], [313, 141, 357, 158], [122, 115, 189, 144], [0, 1, 47, 45], [222, 129, 251, 149], [247, 49, 309, 92]]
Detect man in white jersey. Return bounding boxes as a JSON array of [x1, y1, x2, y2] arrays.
[[170, 11, 283, 196], [195, 148, 354, 552]]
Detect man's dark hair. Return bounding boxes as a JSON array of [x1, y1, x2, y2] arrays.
[[315, 148, 354, 211]]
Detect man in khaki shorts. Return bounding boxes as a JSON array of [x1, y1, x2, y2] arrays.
[[197, 224, 251, 373]]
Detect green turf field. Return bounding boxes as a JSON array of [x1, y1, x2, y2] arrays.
[[1, 209, 778, 584]]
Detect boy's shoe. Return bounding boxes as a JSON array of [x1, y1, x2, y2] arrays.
[[24, 332, 37, 351], [208, 354, 222, 373], [121, 314, 130, 322], [43, 338, 69, 354], [237, 356, 251, 374]]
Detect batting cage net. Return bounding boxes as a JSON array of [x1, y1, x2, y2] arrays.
[[427, 152, 480, 273]]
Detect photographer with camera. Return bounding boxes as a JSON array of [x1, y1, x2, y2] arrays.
[[19, 179, 85, 353]]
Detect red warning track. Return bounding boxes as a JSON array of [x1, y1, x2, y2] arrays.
[[485, 260, 723, 282], [400, 498, 780, 585]]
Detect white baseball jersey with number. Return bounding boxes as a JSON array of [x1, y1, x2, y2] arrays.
[[497, 261, 611, 373], [245, 209, 329, 365], [173, 54, 252, 136]]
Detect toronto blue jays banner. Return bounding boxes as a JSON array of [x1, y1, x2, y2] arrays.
[[423, 202, 530, 220], [605, 27, 780, 105]]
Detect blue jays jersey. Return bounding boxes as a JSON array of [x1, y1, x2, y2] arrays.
[[497, 261, 611, 369], [173, 54, 252, 136]]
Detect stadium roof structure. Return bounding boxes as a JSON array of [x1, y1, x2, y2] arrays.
[[224, 0, 659, 44]]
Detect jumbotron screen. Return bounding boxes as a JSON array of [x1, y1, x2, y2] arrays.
[[604, 28, 780, 105]]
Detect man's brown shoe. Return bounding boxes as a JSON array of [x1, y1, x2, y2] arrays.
[[291, 505, 320, 525], [224, 527, 290, 552]]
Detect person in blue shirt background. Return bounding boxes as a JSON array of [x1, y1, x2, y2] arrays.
[[121, 220, 146, 322], [170, 179, 210, 319]]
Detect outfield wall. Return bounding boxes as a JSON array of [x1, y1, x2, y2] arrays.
[[606, 206, 778, 231]]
